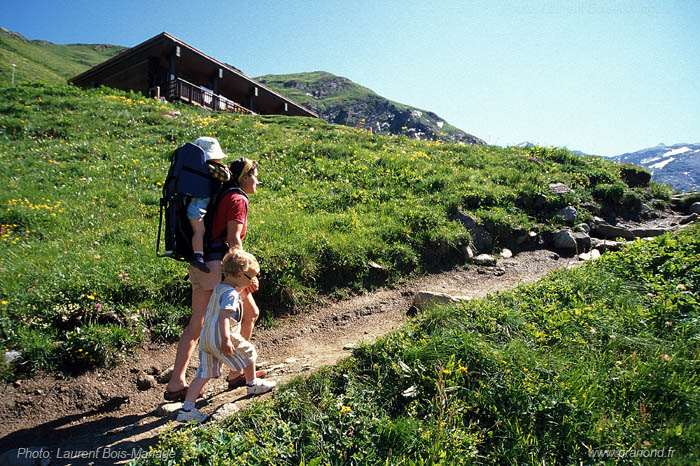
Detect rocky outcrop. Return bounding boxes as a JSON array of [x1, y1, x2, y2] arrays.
[[451, 211, 493, 252], [589, 222, 636, 240], [450, 192, 699, 266], [557, 206, 577, 224], [0, 26, 29, 42], [320, 93, 484, 144], [409, 196, 700, 316], [589, 219, 672, 240], [552, 230, 577, 250]]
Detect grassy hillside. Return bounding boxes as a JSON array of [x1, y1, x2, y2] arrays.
[[0, 27, 124, 84], [0, 82, 673, 381], [137, 224, 700, 465], [257, 71, 382, 111]]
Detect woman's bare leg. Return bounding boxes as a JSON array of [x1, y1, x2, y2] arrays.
[[166, 287, 211, 392]]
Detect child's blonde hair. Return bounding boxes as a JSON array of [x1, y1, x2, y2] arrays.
[[222, 248, 260, 278]]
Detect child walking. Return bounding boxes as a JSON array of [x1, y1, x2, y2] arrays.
[[177, 248, 276, 423], [188, 136, 231, 273]]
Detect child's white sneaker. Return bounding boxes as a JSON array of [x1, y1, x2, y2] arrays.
[[176, 406, 208, 423], [246, 378, 276, 396]]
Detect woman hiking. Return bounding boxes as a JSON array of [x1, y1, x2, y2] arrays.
[[165, 155, 266, 401]]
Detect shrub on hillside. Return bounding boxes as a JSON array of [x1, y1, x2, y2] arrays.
[[592, 182, 626, 205], [619, 163, 652, 188]]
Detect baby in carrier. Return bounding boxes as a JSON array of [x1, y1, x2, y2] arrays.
[[188, 137, 231, 272]]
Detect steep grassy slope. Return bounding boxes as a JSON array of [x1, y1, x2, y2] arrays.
[[0, 27, 124, 84], [256, 71, 485, 144], [0, 82, 671, 381]]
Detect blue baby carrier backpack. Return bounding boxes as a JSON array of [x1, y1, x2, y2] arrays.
[[156, 142, 220, 262]]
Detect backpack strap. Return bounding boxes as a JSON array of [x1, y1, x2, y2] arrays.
[[202, 186, 248, 261]]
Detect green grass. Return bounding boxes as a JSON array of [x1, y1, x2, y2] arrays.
[[134, 224, 700, 466], [0, 82, 666, 380]]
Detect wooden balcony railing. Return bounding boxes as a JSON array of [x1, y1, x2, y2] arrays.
[[167, 78, 254, 115]]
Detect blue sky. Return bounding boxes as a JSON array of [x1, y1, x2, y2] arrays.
[[3, 0, 699, 156]]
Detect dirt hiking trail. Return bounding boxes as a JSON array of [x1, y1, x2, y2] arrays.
[[0, 211, 691, 466]]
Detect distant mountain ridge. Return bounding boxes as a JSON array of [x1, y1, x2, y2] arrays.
[[255, 72, 485, 144], [611, 143, 700, 193]]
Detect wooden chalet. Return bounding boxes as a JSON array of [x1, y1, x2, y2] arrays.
[[70, 32, 317, 118]]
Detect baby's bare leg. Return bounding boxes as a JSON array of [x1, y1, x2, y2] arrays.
[[189, 218, 205, 252]]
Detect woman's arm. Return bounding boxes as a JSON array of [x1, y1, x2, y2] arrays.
[[227, 220, 244, 249]]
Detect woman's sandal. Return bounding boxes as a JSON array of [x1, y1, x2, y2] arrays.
[[227, 370, 266, 390], [163, 386, 205, 402], [163, 386, 189, 402]]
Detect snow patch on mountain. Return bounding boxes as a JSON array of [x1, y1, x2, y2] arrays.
[[662, 147, 691, 157], [612, 143, 700, 192], [649, 158, 675, 170]]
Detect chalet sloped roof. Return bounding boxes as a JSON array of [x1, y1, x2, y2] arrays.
[[70, 32, 317, 118]]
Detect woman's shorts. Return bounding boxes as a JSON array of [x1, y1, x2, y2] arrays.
[[189, 260, 222, 291], [187, 197, 210, 220]]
